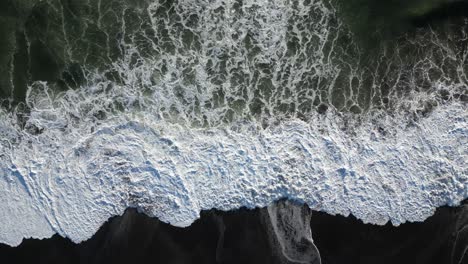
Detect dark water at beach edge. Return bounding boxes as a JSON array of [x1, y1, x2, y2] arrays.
[[0, 1, 466, 263], [1, 200, 466, 264]]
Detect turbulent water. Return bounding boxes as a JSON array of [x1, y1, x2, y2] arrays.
[[0, 0, 466, 246]]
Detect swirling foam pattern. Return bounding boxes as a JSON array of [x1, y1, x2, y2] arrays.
[[0, 0, 466, 245]]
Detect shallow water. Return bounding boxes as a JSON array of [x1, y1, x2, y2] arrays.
[[0, 0, 466, 247]]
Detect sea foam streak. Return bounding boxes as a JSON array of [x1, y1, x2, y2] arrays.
[[0, 98, 466, 245], [0, 0, 467, 246]]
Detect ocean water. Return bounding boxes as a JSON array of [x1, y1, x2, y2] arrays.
[[0, 0, 466, 246]]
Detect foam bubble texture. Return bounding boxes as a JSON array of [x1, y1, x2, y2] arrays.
[[0, 0, 466, 246], [0, 99, 466, 245]]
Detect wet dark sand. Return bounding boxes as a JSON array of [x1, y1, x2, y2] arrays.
[[0, 200, 466, 264], [0, 1, 466, 263]]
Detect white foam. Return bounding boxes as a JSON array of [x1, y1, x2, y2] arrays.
[[0, 0, 466, 246], [0, 98, 466, 246]]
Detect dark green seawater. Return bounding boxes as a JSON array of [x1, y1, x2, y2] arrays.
[[0, 0, 466, 251], [1, 0, 466, 123]]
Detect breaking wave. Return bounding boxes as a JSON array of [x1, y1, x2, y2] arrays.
[[0, 0, 466, 246]]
